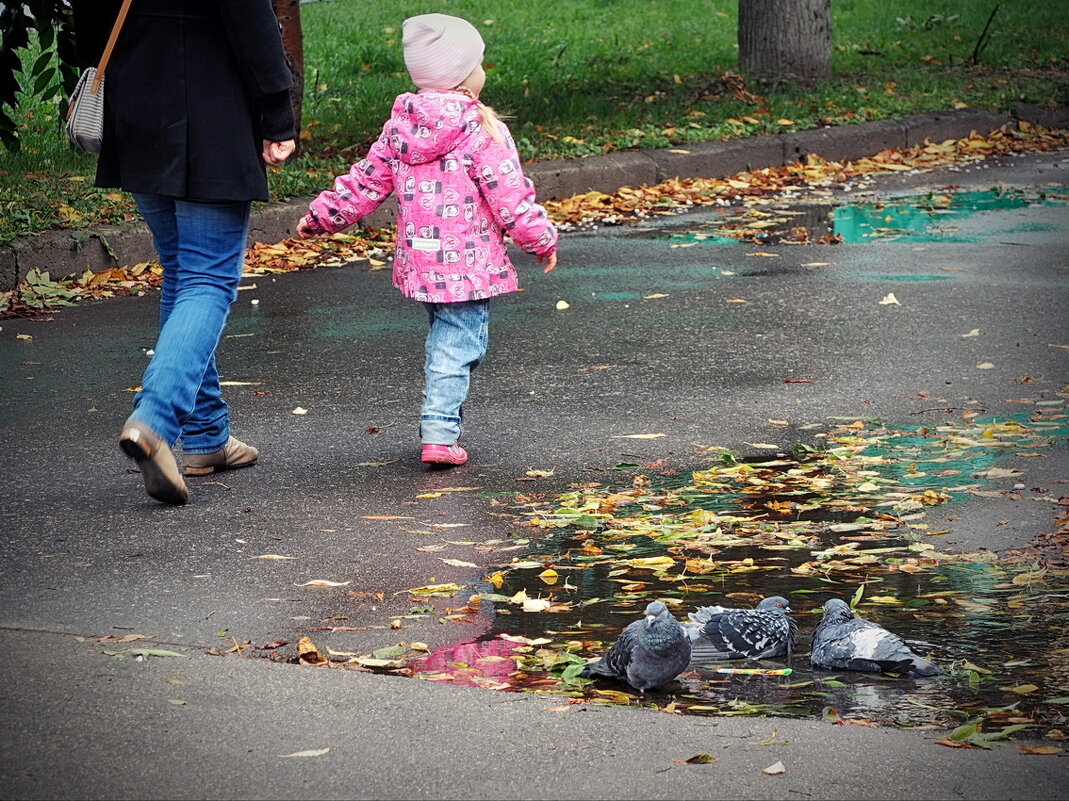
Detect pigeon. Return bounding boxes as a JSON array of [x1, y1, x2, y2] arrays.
[[580, 600, 692, 692], [810, 598, 944, 677], [683, 595, 797, 663]]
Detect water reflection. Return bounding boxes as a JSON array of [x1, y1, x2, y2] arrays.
[[654, 187, 1068, 246], [403, 416, 1069, 735]]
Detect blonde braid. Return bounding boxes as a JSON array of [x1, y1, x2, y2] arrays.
[[454, 85, 505, 145]]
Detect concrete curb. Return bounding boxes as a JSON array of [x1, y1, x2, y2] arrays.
[[2, 103, 1066, 292]]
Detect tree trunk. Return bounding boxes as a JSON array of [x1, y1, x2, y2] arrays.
[[272, 0, 304, 143], [738, 0, 830, 82]]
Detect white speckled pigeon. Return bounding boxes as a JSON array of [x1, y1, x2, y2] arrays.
[[580, 600, 692, 692], [811, 598, 944, 677], [683, 595, 797, 663]]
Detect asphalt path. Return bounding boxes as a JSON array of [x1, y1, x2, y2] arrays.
[[1, 150, 1067, 799]]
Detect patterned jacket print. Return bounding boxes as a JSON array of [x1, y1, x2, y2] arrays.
[[304, 91, 558, 303]]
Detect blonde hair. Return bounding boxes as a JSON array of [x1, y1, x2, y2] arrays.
[[454, 84, 506, 145]]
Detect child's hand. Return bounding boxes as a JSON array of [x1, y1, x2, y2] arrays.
[[537, 251, 557, 273], [296, 216, 318, 240]]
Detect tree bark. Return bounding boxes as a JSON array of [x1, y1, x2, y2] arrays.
[[738, 0, 830, 82], [272, 0, 304, 142]]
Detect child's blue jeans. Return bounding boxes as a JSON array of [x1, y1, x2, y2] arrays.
[[128, 194, 251, 453], [420, 299, 489, 445]]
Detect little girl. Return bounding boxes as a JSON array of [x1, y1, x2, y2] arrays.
[[297, 13, 558, 467]]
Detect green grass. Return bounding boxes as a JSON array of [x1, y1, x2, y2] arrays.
[[1, 0, 1066, 244]]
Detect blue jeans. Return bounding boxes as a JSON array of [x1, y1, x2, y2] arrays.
[[128, 194, 251, 453], [420, 300, 489, 445]]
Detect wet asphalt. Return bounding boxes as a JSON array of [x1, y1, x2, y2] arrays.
[[1, 150, 1067, 799]]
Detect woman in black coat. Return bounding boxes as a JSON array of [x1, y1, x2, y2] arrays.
[[73, 0, 297, 505]]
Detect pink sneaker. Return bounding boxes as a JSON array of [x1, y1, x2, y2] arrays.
[[421, 443, 469, 465]]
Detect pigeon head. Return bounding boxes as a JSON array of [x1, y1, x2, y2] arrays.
[[644, 600, 669, 624], [756, 596, 792, 615], [822, 598, 855, 623]]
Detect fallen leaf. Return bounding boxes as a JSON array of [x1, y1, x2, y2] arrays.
[[879, 292, 901, 306], [961, 329, 980, 337], [762, 761, 787, 775], [298, 579, 351, 587], [278, 749, 330, 758], [253, 554, 297, 560], [610, 433, 666, 439], [685, 754, 717, 764], [976, 362, 995, 369], [439, 558, 478, 568], [555, 300, 570, 310], [404, 582, 461, 595], [291, 407, 308, 415], [1017, 745, 1063, 755]]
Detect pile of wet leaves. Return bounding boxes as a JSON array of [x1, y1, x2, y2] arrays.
[[303, 408, 1069, 749]]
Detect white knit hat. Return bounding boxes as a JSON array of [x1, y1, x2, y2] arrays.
[[402, 13, 485, 91]]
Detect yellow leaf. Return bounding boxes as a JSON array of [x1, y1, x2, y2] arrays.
[[866, 595, 901, 604], [777, 118, 794, 125], [555, 300, 570, 310], [252, 554, 297, 560], [405, 582, 461, 595], [610, 433, 666, 439], [1006, 684, 1040, 695], [291, 407, 308, 415], [627, 556, 676, 570]]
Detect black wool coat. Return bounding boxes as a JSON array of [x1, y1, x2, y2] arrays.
[[72, 0, 297, 202]]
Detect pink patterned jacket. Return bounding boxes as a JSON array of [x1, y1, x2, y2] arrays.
[[303, 91, 558, 303]]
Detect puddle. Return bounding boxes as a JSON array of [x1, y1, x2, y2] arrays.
[[394, 411, 1069, 736], [654, 187, 1068, 246]]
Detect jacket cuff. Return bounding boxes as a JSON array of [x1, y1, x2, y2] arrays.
[[257, 90, 298, 142]]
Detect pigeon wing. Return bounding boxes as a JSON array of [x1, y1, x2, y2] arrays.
[[581, 618, 643, 679]]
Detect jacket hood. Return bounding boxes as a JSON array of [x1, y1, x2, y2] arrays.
[[388, 91, 481, 165]]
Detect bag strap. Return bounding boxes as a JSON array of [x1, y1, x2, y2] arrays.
[[91, 0, 134, 94]]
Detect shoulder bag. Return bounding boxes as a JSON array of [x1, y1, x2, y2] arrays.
[[66, 0, 133, 153]]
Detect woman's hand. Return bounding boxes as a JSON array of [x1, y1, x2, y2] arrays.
[[263, 139, 296, 166]]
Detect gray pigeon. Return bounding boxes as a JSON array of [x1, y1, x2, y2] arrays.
[[811, 598, 944, 677], [684, 595, 797, 663], [580, 600, 692, 692]]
